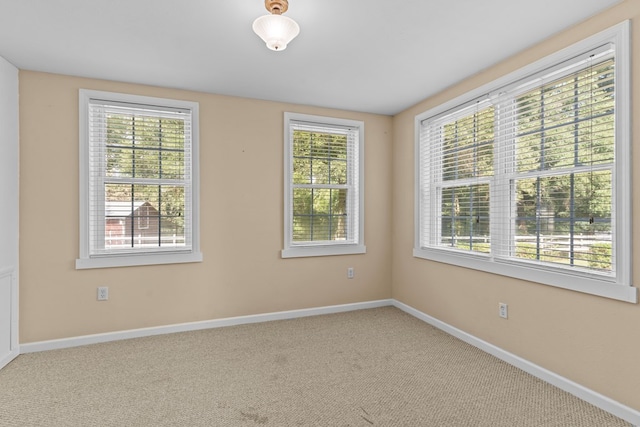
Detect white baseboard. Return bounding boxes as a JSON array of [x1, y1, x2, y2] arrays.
[[20, 299, 393, 354], [392, 299, 640, 427]]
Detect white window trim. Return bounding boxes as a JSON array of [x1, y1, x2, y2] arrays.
[[282, 112, 366, 258], [76, 90, 202, 269], [414, 21, 636, 303]]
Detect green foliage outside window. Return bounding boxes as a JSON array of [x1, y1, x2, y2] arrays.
[[292, 129, 348, 242], [513, 59, 614, 269]]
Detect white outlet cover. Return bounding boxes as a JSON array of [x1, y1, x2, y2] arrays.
[[499, 303, 508, 319]]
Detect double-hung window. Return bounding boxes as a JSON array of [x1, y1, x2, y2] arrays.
[[283, 113, 365, 258], [422, 101, 495, 254], [76, 90, 201, 269], [415, 22, 635, 302]]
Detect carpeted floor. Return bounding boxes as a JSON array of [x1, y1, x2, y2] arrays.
[[0, 307, 632, 426]]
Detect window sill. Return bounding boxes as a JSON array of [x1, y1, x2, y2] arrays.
[[282, 244, 366, 259], [413, 247, 637, 303], [76, 251, 203, 269]]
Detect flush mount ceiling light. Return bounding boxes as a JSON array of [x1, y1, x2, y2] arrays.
[[252, 0, 300, 51]]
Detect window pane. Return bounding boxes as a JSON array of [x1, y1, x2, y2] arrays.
[[330, 188, 347, 239], [292, 188, 313, 241], [330, 159, 347, 185], [160, 150, 185, 180], [311, 160, 330, 185], [442, 107, 494, 181], [293, 157, 312, 184], [293, 129, 348, 185], [105, 114, 186, 180], [104, 183, 185, 249], [516, 59, 615, 173], [292, 188, 348, 242], [514, 171, 612, 270], [439, 184, 490, 253]]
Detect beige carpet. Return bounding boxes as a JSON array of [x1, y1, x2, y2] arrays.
[[0, 307, 631, 426]]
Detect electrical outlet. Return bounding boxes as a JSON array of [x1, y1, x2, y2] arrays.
[[498, 302, 508, 319], [347, 267, 354, 279], [97, 286, 109, 301]]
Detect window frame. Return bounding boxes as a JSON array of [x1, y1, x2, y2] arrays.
[[76, 90, 202, 269], [282, 112, 365, 258], [414, 21, 636, 303]]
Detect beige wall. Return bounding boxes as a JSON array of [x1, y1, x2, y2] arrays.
[[19, 72, 393, 343], [392, 1, 640, 411]]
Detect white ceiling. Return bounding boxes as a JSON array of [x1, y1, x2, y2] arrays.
[[0, 0, 622, 115]]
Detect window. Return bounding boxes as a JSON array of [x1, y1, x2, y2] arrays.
[[283, 113, 365, 258], [76, 90, 201, 269], [415, 22, 635, 302]]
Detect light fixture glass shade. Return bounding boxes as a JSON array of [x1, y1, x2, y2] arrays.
[[252, 14, 300, 51]]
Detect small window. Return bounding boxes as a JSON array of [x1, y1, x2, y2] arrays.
[[76, 90, 202, 269], [137, 204, 151, 230], [283, 113, 365, 258], [415, 22, 635, 302]]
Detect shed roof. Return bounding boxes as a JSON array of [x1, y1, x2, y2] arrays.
[[105, 201, 154, 217]]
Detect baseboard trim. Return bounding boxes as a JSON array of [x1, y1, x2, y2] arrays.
[[392, 299, 640, 427], [20, 299, 393, 354]]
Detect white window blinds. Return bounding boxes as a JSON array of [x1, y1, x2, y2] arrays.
[[86, 96, 195, 258], [419, 101, 494, 254], [283, 113, 365, 258], [494, 55, 615, 273], [289, 121, 359, 244], [416, 23, 634, 302]]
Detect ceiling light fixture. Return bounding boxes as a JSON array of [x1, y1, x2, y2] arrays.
[[252, 0, 300, 51]]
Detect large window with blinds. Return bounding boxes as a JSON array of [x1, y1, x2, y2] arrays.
[[415, 22, 634, 302], [283, 113, 365, 258], [76, 90, 202, 269]]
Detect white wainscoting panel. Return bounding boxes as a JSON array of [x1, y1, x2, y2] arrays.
[[0, 267, 18, 370]]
